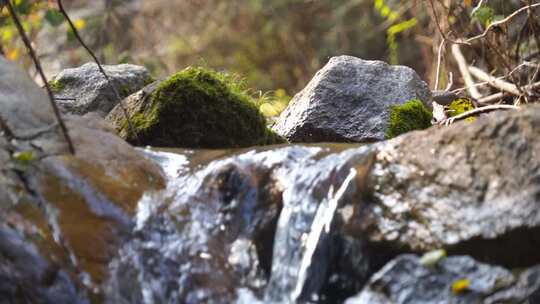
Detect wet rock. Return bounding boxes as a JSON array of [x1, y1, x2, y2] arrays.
[[343, 254, 535, 304], [50, 62, 153, 116], [272, 55, 431, 143], [349, 105, 540, 268], [485, 265, 540, 303], [0, 222, 89, 304], [1, 57, 164, 301], [106, 66, 286, 148]]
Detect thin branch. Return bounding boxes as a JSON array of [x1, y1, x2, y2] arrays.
[[57, 0, 139, 143], [5, 0, 75, 154], [426, 0, 471, 46], [476, 80, 540, 104], [441, 104, 519, 125], [477, 92, 506, 104], [434, 39, 445, 90], [445, 72, 453, 91], [451, 43, 482, 99], [451, 62, 529, 94], [466, 3, 540, 43]]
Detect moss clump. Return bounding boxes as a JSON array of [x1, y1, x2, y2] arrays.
[[123, 66, 287, 148], [448, 98, 475, 122], [48, 79, 65, 93], [386, 99, 432, 139]]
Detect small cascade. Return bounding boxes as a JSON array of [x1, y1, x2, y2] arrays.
[[263, 148, 370, 303], [102, 144, 374, 303]]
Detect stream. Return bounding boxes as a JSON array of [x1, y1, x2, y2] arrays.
[[103, 144, 374, 303]]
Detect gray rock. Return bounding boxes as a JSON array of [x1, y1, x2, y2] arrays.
[[0, 57, 164, 302], [485, 265, 540, 303], [272, 55, 432, 143], [344, 254, 540, 304], [50, 62, 153, 116], [348, 105, 540, 267]]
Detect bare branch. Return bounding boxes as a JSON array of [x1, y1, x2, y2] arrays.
[[434, 39, 445, 90], [57, 0, 139, 144], [466, 3, 540, 43], [468, 66, 521, 96], [451, 43, 482, 99], [5, 0, 75, 154], [441, 104, 519, 125]]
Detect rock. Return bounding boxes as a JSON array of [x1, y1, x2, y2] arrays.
[[272, 55, 432, 143], [0, 57, 164, 302], [0, 223, 89, 304], [106, 66, 286, 148], [50, 62, 153, 116], [485, 265, 540, 303], [344, 254, 540, 304], [347, 105, 540, 268]]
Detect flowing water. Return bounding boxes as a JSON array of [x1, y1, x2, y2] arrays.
[[21, 144, 376, 303], [99, 143, 375, 303]]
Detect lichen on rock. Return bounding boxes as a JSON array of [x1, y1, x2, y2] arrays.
[[107, 66, 286, 148], [385, 99, 432, 139]]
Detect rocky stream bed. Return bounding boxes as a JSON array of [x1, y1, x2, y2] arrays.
[[1, 56, 540, 303]]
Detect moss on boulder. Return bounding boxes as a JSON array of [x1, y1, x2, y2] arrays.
[[386, 99, 432, 139], [107, 67, 286, 148]]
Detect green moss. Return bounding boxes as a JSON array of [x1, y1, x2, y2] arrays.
[[143, 76, 155, 87], [386, 99, 432, 139], [123, 66, 286, 148], [448, 98, 475, 122], [49, 79, 65, 93]]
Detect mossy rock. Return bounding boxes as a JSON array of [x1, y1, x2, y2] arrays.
[[106, 67, 287, 148], [386, 99, 432, 139]]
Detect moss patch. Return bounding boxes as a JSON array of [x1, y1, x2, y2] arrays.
[[386, 99, 432, 139], [448, 98, 476, 122], [122, 66, 287, 148], [48, 79, 65, 93]]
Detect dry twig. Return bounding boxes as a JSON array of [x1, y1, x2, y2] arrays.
[[466, 3, 540, 43], [5, 0, 75, 154], [451, 43, 482, 99], [57, 0, 139, 143], [440, 104, 519, 125], [468, 66, 521, 96]]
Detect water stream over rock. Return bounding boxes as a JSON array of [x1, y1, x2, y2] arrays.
[[103, 144, 374, 303]]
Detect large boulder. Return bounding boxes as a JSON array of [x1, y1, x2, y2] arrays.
[[0, 57, 164, 302], [272, 55, 432, 143], [348, 105, 540, 267], [50, 62, 153, 116], [106, 66, 285, 148], [345, 254, 540, 304]]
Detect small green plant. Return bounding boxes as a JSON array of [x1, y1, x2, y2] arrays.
[[48, 79, 64, 93], [386, 99, 432, 139], [448, 98, 475, 122]]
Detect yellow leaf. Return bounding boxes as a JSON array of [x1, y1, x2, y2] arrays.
[[464, 0, 473, 7], [6, 48, 19, 61], [452, 278, 470, 295]]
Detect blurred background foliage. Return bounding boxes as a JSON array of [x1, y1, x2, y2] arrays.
[[1, 0, 538, 116]]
